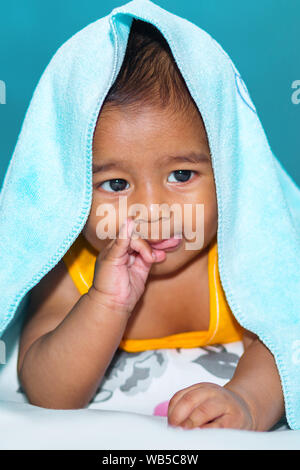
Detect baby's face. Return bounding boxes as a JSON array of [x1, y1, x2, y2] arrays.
[[82, 104, 217, 276]]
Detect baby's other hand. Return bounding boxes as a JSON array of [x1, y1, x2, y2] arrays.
[[167, 382, 255, 431]]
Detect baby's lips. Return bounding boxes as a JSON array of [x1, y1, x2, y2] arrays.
[[147, 237, 182, 250], [126, 217, 135, 237]]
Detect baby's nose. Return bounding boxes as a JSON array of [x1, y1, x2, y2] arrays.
[[132, 214, 175, 242], [131, 202, 171, 223]]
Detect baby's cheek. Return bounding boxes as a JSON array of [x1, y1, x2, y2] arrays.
[[153, 400, 170, 417]]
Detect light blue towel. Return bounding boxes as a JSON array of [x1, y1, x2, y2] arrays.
[[0, 0, 300, 428]]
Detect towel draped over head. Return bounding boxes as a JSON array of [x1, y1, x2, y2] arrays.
[[0, 0, 299, 428]]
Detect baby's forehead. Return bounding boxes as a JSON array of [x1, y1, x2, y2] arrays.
[[92, 106, 211, 173], [92, 150, 211, 176], [93, 104, 209, 149]]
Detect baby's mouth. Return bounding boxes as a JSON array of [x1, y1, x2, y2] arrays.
[[146, 236, 182, 251]]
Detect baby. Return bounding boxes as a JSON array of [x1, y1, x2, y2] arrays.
[[17, 19, 285, 431]]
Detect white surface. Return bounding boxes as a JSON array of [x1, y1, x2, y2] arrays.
[[0, 401, 300, 450], [0, 313, 299, 450]]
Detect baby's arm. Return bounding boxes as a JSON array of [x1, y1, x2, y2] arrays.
[[167, 331, 285, 431], [224, 333, 285, 430], [17, 260, 132, 409], [18, 218, 163, 409]]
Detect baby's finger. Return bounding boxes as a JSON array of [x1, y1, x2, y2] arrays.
[[180, 398, 226, 429], [129, 236, 157, 264], [168, 386, 211, 427], [197, 415, 228, 429], [104, 217, 135, 265], [167, 383, 205, 421]]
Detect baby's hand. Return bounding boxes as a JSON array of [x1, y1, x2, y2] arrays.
[[167, 382, 255, 431], [90, 217, 166, 316]]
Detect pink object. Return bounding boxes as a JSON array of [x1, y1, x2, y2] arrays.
[[147, 237, 182, 251], [153, 400, 170, 417]]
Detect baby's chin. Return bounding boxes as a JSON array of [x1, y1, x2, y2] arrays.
[[148, 246, 201, 278]]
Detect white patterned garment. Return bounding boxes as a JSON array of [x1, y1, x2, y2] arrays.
[[0, 314, 289, 432], [87, 341, 289, 431], [88, 342, 244, 416]]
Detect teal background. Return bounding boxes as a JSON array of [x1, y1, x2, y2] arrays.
[[0, 0, 299, 186]]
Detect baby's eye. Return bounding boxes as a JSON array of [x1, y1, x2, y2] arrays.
[[98, 178, 130, 192], [167, 170, 195, 183]]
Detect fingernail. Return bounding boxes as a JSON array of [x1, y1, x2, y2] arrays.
[[125, 218, 133, 236], [129, 220, 136, 238], [119, 219, 128, 239]]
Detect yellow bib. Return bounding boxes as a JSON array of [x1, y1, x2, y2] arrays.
[[62, 234, 243, 351]]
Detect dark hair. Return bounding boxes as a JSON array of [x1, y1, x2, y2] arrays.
[[101, 18, 198, 119]]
